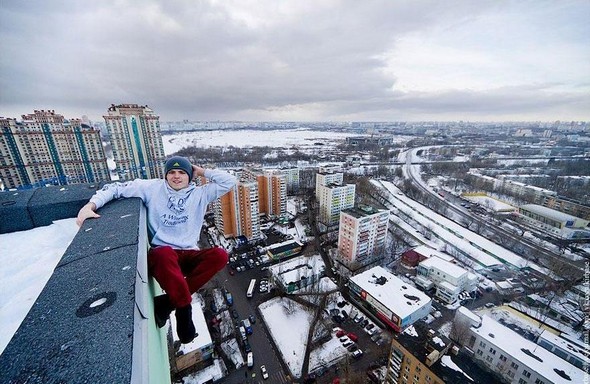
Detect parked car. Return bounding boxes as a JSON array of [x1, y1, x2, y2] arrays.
[[260, 365, 269, 380], [367, 327, 380, 336], [342, 341, 353, 348], [231, 309, 239, 319], [249, 314, 256, 324], [347, 332, 358, 343], [247, 352, 254, 368], [351, 349, 363, 359], [336, 330, 346, 338], [339, 336, 350, 343], [354, 315, 364, 323], [243, 340, 252, 353], [347, 343, 358, 352]]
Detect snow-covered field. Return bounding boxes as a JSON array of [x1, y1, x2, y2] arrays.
[[162, 129, 363, 154]]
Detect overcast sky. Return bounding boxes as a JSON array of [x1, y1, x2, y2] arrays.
[[1, 1, 588, 123]]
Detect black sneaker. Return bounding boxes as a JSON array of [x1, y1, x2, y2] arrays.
[[175, 304, 197, 344], [154, 294, 173, 328]]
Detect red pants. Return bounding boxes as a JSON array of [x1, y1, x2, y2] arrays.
[[148, 245, 228, 308]]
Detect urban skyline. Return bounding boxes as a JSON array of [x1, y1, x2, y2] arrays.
[[1, 1, 589, 123]]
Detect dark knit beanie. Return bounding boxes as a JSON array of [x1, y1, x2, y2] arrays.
[[165, 156, 193, 179]]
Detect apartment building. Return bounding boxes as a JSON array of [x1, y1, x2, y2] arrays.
[[384, 323, 491, 384], [456, 308, 585, 384], [214, 178, 261, 241], [103, 104, 166, 180], [242, 168, 287, 220], [337, 205, 388, 267], [315, 169, 344, 200], [0, 110, 109, 189], [277, 166, 300, 193], [317, 183, 356, 225], [416, 256, 478, 304]]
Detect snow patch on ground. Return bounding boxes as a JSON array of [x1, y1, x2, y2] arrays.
[[258, 297, 314, 378]]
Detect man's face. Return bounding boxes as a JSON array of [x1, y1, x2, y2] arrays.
[[166, 169, 190, 191]]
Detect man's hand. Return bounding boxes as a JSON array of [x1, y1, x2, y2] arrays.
[[76, 202, 100, 227], [192, 165, 206, 178]]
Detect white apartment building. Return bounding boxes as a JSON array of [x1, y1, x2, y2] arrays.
[[317, 183, 356, 225], [337, 205, 388, 266], [417, 256, 477, 304], [456, 308, 585, 384], [315, 170, 344, 200], [277, 167, 300, 193], [103, 104, 166, 181]]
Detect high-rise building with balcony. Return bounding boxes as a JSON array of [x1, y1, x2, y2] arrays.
[[337, 205, 388, 266], [0, 110, 110, 189], [241, 168, 287, 220], [315, 168, 344, 200], [318, 182, 355, 225], [214, 175, 261, 241], [103, 104, 165, 180], [277, 166, 300, 194]]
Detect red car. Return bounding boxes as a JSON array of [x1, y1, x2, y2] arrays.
[[347, 332, 358, 342], [336, 330, 346, 338]]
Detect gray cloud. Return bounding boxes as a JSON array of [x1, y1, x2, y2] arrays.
[[1, 1, 588, 122]]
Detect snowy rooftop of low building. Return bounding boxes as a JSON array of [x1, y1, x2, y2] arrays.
[[457, 306, 482, 325], [412, 245, 455, 262], [420, 256, 467, 279], [350, 266, 431, 319], [520, 204, 584, 223], [472, 315, 585, 384], [538, 330, 589, 364]]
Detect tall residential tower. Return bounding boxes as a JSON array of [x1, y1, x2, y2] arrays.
[[0, 110, 109, 189], [103, 104, 166, 180]]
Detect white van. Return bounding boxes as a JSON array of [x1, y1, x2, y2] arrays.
[[239, 326, 247, 341], [247, 352, 254, 368]]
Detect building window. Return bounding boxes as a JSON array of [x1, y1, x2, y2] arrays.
[[511, 362, 519, 370], [489, 347, 496, 355], [518, 379, 527, 384], [499, 354, 507, 362], [534, 379, 545, 384], [523, 370, 531, 378], [479, 341, 486, 348]]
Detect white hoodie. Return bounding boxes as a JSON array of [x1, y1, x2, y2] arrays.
[[89, 169, 236, 249]]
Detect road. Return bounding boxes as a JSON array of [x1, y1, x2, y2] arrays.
[[401, 147, 583, 274]]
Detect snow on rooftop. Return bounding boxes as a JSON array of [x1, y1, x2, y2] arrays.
[[440, 355, 474, 382], [463, 195, 515, 212], [538, 330, 589, 364], [0, 218, 79, 355], [412, 245, 455, 262], [521, 204, 586, 223], [420, 256, 467, 279], [472, 315, 586, 384], [457, 306, 481, 325], [350, 266, 431, 319], [170, 294, 213, 354]]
